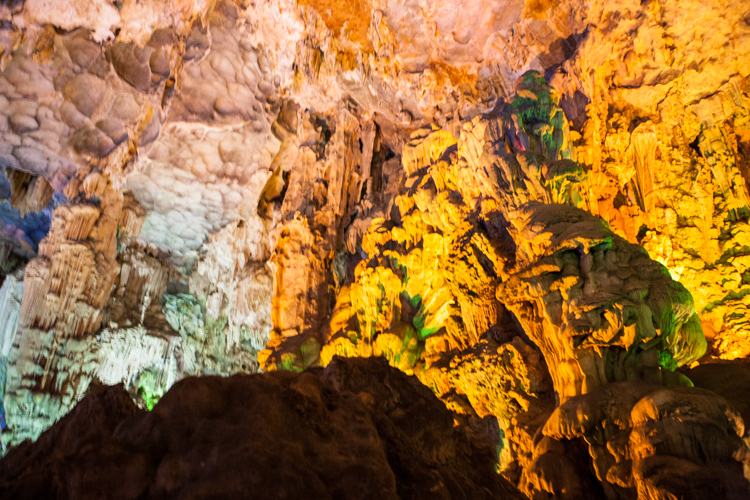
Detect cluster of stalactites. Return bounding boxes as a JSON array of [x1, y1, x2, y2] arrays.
[[309, 71, 707, 411], [314, 72, 585, 373]]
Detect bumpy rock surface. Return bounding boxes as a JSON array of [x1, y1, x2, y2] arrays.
[[497, 201, 706, 402], [515, 382, 750, 499], [266, 69, 748, 499], [0, 356, 524, 500], [0, 0, 749, 498]]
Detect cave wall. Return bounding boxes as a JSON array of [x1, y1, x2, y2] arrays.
[[0, 0, 748, 498]]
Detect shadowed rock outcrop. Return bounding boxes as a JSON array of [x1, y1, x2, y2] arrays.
[[0, 356, 524, 500], [510, 382, 750, 499]]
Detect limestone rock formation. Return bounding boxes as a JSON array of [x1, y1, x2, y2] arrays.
[[509, 381, 750, 500], [0, 0, 749, 498], [497, 201, 706, 402], [0, 356, 524, 500], [275, 67, 743, 499]]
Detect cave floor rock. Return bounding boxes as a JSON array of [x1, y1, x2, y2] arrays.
[[0, 355, 523, 500]]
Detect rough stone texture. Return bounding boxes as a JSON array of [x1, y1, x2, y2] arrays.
[[6, 169, 54, 217], [497, 201, 706, 402], [0, 19, 176, 448], [162, 220, 273, 377], [1, 182, 124, 448], [0, 356, 524, 500], [524, 382, 750, 500], [62, 74, 106, 117], [0, 1, 748, 498], [308, 73, 702, 401], [0, 267, 22, 357], [282, 70, 746, 499]]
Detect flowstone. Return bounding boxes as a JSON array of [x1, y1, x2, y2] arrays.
[[273, 72, 744, 499]]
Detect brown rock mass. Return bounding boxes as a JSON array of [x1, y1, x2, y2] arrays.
[[0, 356, 524, 500]]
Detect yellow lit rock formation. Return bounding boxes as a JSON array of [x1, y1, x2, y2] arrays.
[[0, 0, 749, 498]]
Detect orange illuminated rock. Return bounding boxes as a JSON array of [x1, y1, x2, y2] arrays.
[[0, 1, 749, 498], [497, 201, 707, 402], [513, 382, 750, 499], [6, 170, 53, 217]]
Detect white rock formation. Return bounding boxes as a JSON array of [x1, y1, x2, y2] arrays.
[[0, 269, 22, 358]]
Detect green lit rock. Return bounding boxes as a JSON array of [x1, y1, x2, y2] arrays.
[[163, 292, 259, 376], [497, 202, 707, 402]]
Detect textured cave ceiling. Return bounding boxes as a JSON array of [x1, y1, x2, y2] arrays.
[[0, 0, 749, 498]]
